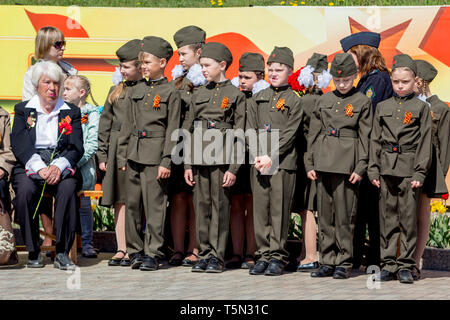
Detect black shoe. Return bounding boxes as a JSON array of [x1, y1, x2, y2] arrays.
[[311, 265, 335, 277], [54, 253, 76, 270], [398, 269, 414, 284], [108, 250, 126, 267], [140, 255, 159, 271], [82, 245, 98, 258], [265, 259, 284, 276], [27, 252, 44, 268], [297, 261, 319, 272], [192, 259, 209, 273], [182, 252, 199, 267], [249, 260, 269, 275], [379, 269, 396, 281], [225, 254, 243, 269], [206, 257, 224, 273], [168, 251, 184, 266], [333, 267, 350, 279], [130, 252, 143, 269]]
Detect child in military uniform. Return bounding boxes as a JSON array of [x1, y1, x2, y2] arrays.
[[292, 52, 332, 272], [227, 52, 269, 270], [183, 42, 246, 273], [413, 59, 449, 280], [97, 39, 144, 267], [168, 25, 207, 267], [117, 36, 181, 271], [368, 54, 432, 283], [306, 53, 373, 279], [246, 46, 303, 276]]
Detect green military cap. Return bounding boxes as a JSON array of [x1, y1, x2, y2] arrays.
[[306, 53, 328, 73], [173, 25, 206, 49], [267, 46, 294, 69], [392, 54, 416, 75], [140, 36, 173, 61], [330, 53, 357, 78], [239, 52, 265, 72], [415, 60, 437, 82], [200, 42, 233, 67], [116, 39, 141, 62]]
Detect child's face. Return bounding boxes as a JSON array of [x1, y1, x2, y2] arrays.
[[238, 71, 259, 92], [63, 80, 84, 106], [120, 60, 141, 81], [268, 63, 291, 87], [178, 45, 200, 70], [200, 57, 226, 82], [333, 74, 356, 94], [391, 68, 417, 97], [141, 52, 166, 79]]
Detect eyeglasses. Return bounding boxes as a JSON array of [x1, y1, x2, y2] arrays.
[[53, 41, 66, 50]]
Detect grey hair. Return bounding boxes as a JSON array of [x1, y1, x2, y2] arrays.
[[31, 60, 64, 88]]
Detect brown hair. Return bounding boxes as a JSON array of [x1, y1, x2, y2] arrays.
[[349, 44, 388, 77], [35, 26, 65, 60], [66, 75, 99, 106], [175, 43, 204, 91], [108, 59, 141, 104]]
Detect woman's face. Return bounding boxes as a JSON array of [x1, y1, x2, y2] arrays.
[[120, 60, 141, 81], [37, 75, 60, 104], [45, 40, 65, 62]]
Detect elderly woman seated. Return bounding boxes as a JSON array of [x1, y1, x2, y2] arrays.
[[11, 60, 84, 270]]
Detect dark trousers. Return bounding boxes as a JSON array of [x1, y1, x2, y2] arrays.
[[12, 171, 79, 254], [79, 196, 93, 248], [0, 178, 10, 212], [353, 177, 381, 268]]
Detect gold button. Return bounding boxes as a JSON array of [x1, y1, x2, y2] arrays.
[[273, 98, 276, 101], [147, 94, 150, 96], [399, 102, 402, 105], [336, 110, 339, 112], [187, 92, 190, 95], [215, 94, 217, 96], [272, 107, 275, 109], [216, 88, 219, 91], [213, 101, 216, 104], [144, 102, 148, 105], [398, 109, 401, 112], [337, 102, 340, 104], [396, 117, 400, 120], [151, 86, 154, 89]]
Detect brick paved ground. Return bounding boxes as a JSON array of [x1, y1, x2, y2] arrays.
[[1, 253, 449, 300]]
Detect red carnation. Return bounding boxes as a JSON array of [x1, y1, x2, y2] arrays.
[[59, 119, 73, 135], [288, 66, 306, 93], [442, 193, 449, 200]]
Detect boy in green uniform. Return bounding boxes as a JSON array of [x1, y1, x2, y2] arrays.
[[117, 36, 181, 271], [306, 53, 373, 279], [246, 46, 303, 276], [368, 54, 432, 283], [183, 42, 246, 273]]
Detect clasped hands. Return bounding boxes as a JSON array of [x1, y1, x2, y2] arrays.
[[38, 165, 61, 185]]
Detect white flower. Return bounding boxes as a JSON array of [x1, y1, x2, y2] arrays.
[[252, 79, 270, 94], [171, 64, 185, 80], [186, 64, 207, 87], [112, 67, 123, 86], [231, 76, 240, 88], [317, 69, 332, 89], [298, 65, 315, 88]]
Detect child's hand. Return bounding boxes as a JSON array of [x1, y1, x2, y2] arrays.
[[222, 171, 236, 187], [307, 170, 317, 181], [99, 162, 107, 171], [157, 166, 170, 180], [184, 169, 195, 186], [411, 180, 422, 189], [371, 179, 380, 188], [349, 172, 362, 184]]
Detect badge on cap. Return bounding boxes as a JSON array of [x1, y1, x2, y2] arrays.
[[272, 53, 276, 58], [337, 69, 342, 74]]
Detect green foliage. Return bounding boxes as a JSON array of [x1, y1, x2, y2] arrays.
[[288, 212, 303, 240], [427, 212, 450, 249], [92, 199, 115, 232]]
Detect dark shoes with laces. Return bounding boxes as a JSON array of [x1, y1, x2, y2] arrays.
[[54, 252, 76, 270]]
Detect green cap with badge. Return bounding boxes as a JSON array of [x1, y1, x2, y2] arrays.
[[116, 39, 141, 62], [200, 42, 233, 68], [239, 52, 265, 72], [392, 54, 417, 75], [415, 60, 437, 83], [330, 53, 357, 78], [267, 46, 294, 69], [173, 25, 206, 49], [306, 53, 328, 73], [140, 36, 173, 61]]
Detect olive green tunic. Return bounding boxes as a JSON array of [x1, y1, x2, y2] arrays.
[[246, 85, 303, 265], [368, 93, 432, 273], [182, 80, 246, 262]]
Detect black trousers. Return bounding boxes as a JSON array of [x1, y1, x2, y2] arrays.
[[12, 171, 79, 254]]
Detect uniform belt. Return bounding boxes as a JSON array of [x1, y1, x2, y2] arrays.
[[321, 128, 358, 138], [382, 143, 417, 154], [133, 129, 166, 139], [111, 121, 122, 131], [194, 119, 233, 130]]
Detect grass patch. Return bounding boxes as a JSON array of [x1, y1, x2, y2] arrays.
[[2, 0, 447, 7]]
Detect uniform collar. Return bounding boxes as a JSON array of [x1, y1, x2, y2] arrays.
[[393, 92, 415, 101], [426, 95, 438, 103], [125, 78, 145, 87], [243, 91, 253, 98], [270, 84, 290, 92], [206, 80, 230, 89], [333, 87, 357, 99], [25, 95, 71, 113], [147, 77, 168, 86]]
